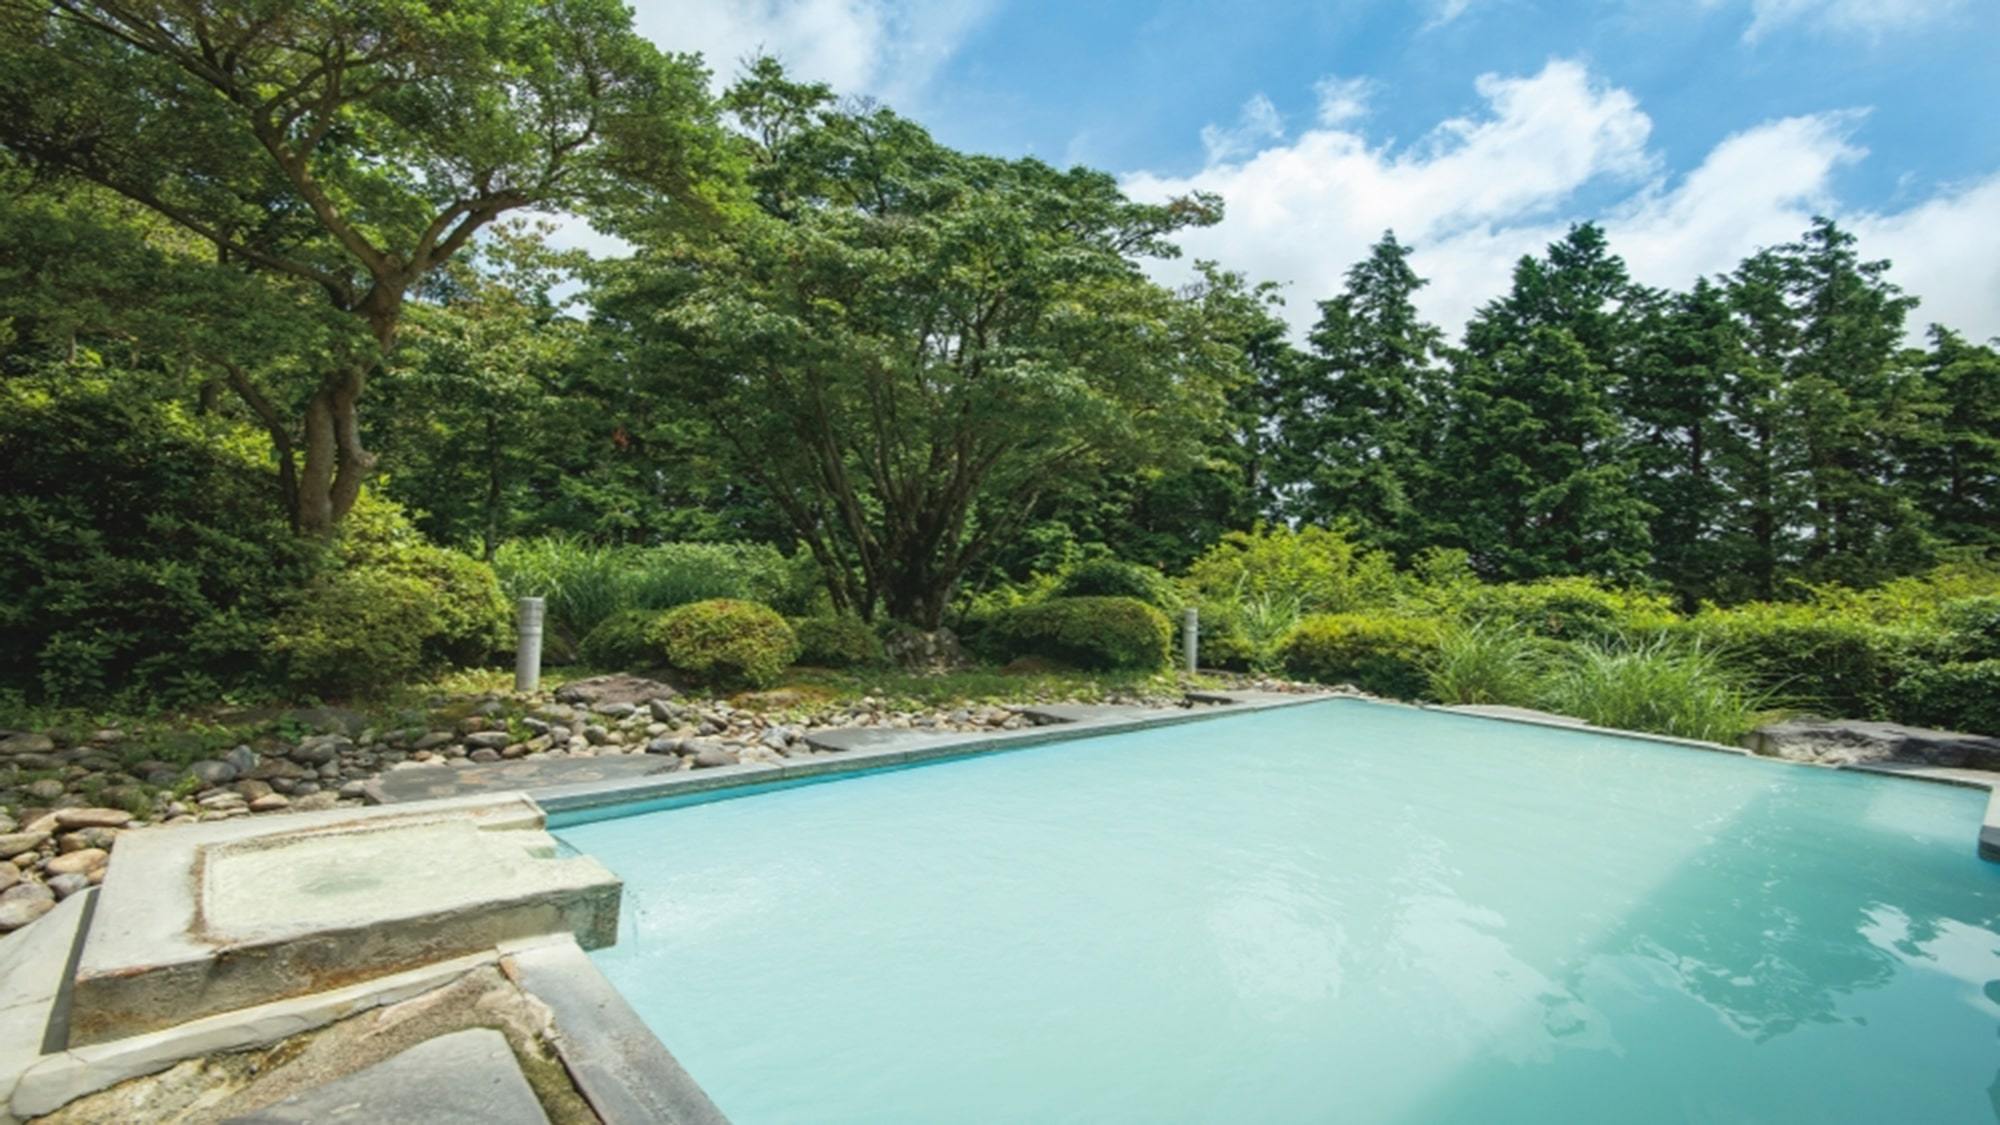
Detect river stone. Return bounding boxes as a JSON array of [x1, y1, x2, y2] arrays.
[[55, 807, 132, 830], [648, 698, 678, 722], [24, 779, 65, 801], [249, 793, 291, 812], [235, 779, 274, 801], [0, 733, 55, 756], [555, 673, 679, 707], [413, 731, 455, 751], [692, 745, 739, 769], [46, 872, 89, 900], [289, 736, 350, 765], [464, 731, 512, 751], [59, 828, 119, 853], [0, 832, 48, 859], [645, 736, 682, 755], [0, 862, 16, 892], [1745, 718, 2000, 770], [188, 760, 238, 786], [44, 848, 105, 876], [0, 883, 54, 930]]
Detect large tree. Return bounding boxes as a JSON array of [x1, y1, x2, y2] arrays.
[[1277, 230, 1445, 553], [592, 62, 1237, 626], [1902, 327, 2000, 549], [0, 0, 714, 533]]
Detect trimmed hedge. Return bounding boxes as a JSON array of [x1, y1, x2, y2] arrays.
[[1279, 614, 1443, 699], [1682, 602, 1905, 719], [986, 596, 1172, 671], [1892, 659, 2000, 736], [793, 615, 887, 668], [579, 608, 662, 670], [649, 599, 799, 689]]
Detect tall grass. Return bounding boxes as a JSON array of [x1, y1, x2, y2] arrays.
[[1538, 636, 1765, 744], [1231, 579, 1304, 673], [492, 537, 809, 639], [1425, 621, 1548, 705]]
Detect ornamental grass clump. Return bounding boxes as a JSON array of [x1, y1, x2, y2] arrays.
[[649, 599, 799, 689], [1425, 621, 1550, 706], [1538, 637, 1764, 744]]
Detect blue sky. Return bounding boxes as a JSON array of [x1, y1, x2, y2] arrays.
[[626, 0, 2000, 340]]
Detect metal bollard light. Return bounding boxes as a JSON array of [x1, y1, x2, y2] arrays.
[[1183, 605, 1199, 674], [515, 596, 546, 693]]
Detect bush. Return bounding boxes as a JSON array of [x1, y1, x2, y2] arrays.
[[793, 615, 887, 668], [493, 537, 812, 640], [986, 597, 1172, 671], [1052, 558, 1179, 610], [650, 599, 799, 689], [1461, 577, 1677, 642], [1279, 614, 1442, 699], [578, 609, 663, 670], [271, 496, 510, 695], [1890, 660, 2000, 736], [1539, 638, 1764, 744], [1934, 596, 2000, 662], [1683, 602, 1904, 719], [1426, 622, 1549, 706], [0, 375, 315, 707], [1196, 614, 1255, 671], [1184, 524, 1400, 615]]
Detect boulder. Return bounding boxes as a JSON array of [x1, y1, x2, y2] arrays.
[[55, 807, 133, 830], [555, 674, 679, 707], [0, 733, 55, 756], [226, 744, 260, 774], [188, 760, 238, 786], [1745, 719, 2000, 770], [464, 731, 513, 751]]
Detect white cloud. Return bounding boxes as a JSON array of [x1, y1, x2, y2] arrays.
[[625, 0, 994, 104], [1736, 0, 1967, 42], [1312, 76, 1374, 127], [1123, 60, 2000, 344], [1427, 0, 1482, 29], [1200, 94, 1285, 164]]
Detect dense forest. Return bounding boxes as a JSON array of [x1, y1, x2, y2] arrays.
[[0, 3, 1995, 735]]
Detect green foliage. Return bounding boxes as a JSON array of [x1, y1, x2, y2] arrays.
[[1682, 601, 1904, 719], [649, 599, 800, 689], [1425, 622, 1551, 706], [1184, 525, 1400, 616], [1539, 638, 1765, 744], [987, 597, 1173, 672], [578, 609, 664, 671], [1053, 559, 1180, 609], [1279, 614, 1443, 699], [792, 616, 888, 668], [1891, 660, 2000, 736], [1461, 577, 1677, 642], [0, 375, 312, 707], [271, 496, 508, 696], [1195, 617, 1256, 672], [494, 537, 809, 640], [1932, 596, 2000, 661]]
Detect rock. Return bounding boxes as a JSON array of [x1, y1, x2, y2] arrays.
[[464, 731, 512, 751], [593, 701, 638, 719], [1746, 718, 2000, 770], [249, 793, 291, 812], [46, 872, 89, 900], [692, 745, 739, 769], [555, 674, 679, 707], [24, 778, 65, 801], [289, 736, 350, 765], [55, 807, 133, 830], [645, 736, 682, 755], [0, 832, 49, 859], [648, 699, 678, 723], [226, 744, 260, 774], [472, 699, 507, 718], [338, 780, 369, 799], [0, 815, 13, 835], [583, 725, 610, 746], [759, 728, 792, 751], [235, 779, 274, 801], [413, 731, 455, 751], [44, 848, 106, 876], [0, 883, 54, 930], [293, 791, 341, 812], [59, 827, 118, 853], [0, 862, 16, 892], [468, 748, 501, 763], [0, 733, 55, 756], [188, 759, 238, 786]]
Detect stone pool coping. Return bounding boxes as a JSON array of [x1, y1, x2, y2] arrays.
[[529, 689, 1334, 821]]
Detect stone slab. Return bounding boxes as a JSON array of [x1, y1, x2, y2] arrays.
[[370, 755, 675, 805], [221, 1028, 548, 1124], [1746, 718, 2000, 770], [69, 795, 621, 1046], [1444, 704, 1589, 726], [503, 938, 727, 1125], [0, 890, 93, 1113]]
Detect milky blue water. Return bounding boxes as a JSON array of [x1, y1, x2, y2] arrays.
[[557, 699, 2000, 1124]]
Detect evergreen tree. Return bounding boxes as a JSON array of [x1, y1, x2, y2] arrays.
[[1434, 224, 1651, 580], [1903, 327, 2000, 549]]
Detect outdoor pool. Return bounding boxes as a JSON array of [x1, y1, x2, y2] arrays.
[[555, 699, 2000, 1123]]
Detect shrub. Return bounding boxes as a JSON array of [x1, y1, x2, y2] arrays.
[[271, 496, 510, 695], [1183, 524, 1400, 615], [1934, 596, 2000, 662], [1683, 602, 1904, 719], [1426, 622, 1549, 706], [1539, 638, 1764, 744], [270, 568, 437, 695], [1461, 577, 1677, 642], [578, 609, 663, 670], [1195, 614, 1255, 671], [493, 537, 812, 640], [0, 375, 314, 707], [1052, 558, 1179, 610], [986, 597, 1172, 671], [1278, 614, 1442, 698], [1890, 660, 2000, 736], [793, 615, 887, 668], [650, 599, 800, 689]]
